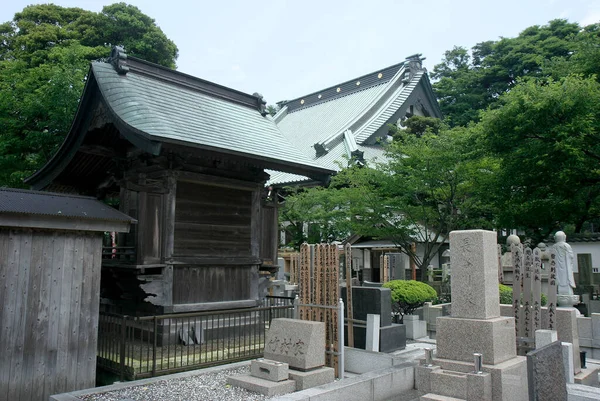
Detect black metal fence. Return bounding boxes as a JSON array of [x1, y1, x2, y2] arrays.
[[97, 297, 295, 380]]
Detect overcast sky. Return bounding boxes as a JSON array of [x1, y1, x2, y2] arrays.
[[2, 1, 599, 104]]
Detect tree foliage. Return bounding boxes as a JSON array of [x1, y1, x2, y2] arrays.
[[280, 119, 496, 274], [0, 3, 178, 187], [382, 280, 437, 323], [479, 75, 600, 240], [433, 19, 580, 127]]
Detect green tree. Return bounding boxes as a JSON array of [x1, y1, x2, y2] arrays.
[[480, 75, 600, 240], [433, 19, 581, 127], [383, 280, 437, 323], [0, 3, 178, 187], [280, 119, 497, 276]]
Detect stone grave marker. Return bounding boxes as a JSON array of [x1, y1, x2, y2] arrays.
[[264, 318, 325, 370], [578, 253, 594, 297], [417, 229, 528, 401], [227, 318, 334, 395], [527, 341, 567, 401]]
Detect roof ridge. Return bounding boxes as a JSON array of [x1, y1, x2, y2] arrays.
[[283, 62, 406, 112], [101, 47, 267, 114], [284, 61, 405, 105], [287, 82, 388, 113]]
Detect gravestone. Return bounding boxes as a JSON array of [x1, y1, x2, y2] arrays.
[[228, 318, 334, 394], [416, 229, 528, 401], [341, 286, 406, 352], [264, 318, 325, 370], [527, 341, 567, 401], [578, 253, 594, 297]]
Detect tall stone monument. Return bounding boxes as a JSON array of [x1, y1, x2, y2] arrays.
[[416, 230, 528, 401]]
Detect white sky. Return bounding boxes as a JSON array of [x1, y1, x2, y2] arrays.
[[2, 0, 600, 105]]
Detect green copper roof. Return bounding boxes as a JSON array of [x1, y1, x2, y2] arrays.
[[268, 57, 441, 186], [91, 60, 332, 176]]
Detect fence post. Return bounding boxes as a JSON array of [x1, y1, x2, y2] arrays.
[[338, 298, 344, 379], [120, 315, 127, 381], [152, 316, 157, 377], [294, 294, 299, 319]]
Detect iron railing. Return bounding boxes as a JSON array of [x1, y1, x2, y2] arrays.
[[97, 298, 294, 381]]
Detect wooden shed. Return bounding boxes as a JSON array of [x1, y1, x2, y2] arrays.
[[0, 188, 135, 401], [25, 47, 333, 316]]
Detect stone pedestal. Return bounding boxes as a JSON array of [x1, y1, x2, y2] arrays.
[[227, 374, 296, 396], [404, 315, 427, 340], [288, 366, 335, 390], [436, 316, 516, 365], [557, 294, 580, 307]]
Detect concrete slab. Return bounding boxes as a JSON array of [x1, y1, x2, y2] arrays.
[[420, 394, 465, 401], [289, 366, 335, 390], [227, 374, 296, 396]]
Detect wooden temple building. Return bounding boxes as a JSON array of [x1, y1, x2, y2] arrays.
[[26, 47, 333, 315]]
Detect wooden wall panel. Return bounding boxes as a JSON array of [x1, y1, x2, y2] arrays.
[[0, 228, 102, 401], [172, 265, 253, 304], [173, 181, 253, 258], [260, 203, 278, 266]]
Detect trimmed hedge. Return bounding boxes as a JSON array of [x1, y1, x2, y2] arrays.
[[383, 280, 437, 323]]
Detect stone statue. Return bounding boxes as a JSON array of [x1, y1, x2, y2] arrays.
[[537, 242, 550, 270], [500, 234, 521, 267], [553, 231, 576, 296]]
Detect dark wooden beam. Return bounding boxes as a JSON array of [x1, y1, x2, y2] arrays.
[[78, 144, 118, 158]]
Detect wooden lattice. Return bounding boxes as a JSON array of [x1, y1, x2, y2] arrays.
[[298, 243, 340, 376]]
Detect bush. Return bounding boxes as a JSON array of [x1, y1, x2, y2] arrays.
[[499, 283, 547, 306], [383, 280, 437, 323]]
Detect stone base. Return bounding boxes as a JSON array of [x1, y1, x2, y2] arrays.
[[557, 294, 580, 307], [416, 366, 491, 401], [420, 394, 465, 400], [427, 356, 528, 401], [226, 374, 296, 396], [436, 316, 516, 365], [345, 323, 406, 352], [405, 315, 428, 340], [574, 366, 600, 387], [288, 366, 335, 390], [250, 358, 289, 382]]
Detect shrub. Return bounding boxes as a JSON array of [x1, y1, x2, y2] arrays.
[[383, 280, 437, 323], [499, 283, 547, 306]]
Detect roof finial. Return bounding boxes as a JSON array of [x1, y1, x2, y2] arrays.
[[405, 53, 426, 70], [108, 46, 129, 75], [253, 92, 268, 116]]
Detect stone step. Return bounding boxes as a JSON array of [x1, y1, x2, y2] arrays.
[[430, 370, 468, 399], [574, 366, 600, 387], [420, 394, 465, 401], [226, 374, 295, 397]]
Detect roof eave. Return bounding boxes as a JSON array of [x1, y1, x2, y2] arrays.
[[24, 68, 101, 190], [159, 137, 334, 184]]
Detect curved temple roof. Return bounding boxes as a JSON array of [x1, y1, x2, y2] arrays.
[[268, 54, 442, 187], [26, 47, 334, 189]]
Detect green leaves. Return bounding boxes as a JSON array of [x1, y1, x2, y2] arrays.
[[0, 3, 178, 187], [382, 280, 437, 322], [432, 19, 581, 127], [480, 75, 600, 238], [280, 117, 495, 272]]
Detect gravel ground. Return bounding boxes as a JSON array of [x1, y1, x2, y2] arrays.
[[81, 366, 273, 401]]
